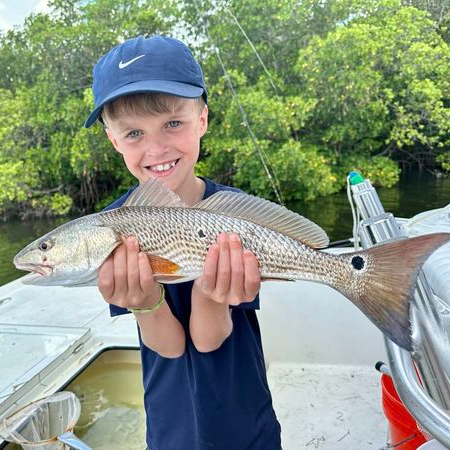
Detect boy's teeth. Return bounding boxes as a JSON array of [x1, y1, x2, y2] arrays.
[[151, 161, 176, 172]]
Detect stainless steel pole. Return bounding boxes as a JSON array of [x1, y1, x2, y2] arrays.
[[349, 173, 450, 445]]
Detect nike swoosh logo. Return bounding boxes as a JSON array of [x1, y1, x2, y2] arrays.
[[118, 54, 145, 69]]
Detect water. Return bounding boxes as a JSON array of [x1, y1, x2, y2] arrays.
[[0, 217, 70, 286], [3, 349, 145, 450], [66, 349, 145, 450], [1, 172, 449, 286], [289, 171, 450, 243]]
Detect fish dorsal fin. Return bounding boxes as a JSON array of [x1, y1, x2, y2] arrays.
[[124, 178, 187, 208], [196, 191, 329, 248]]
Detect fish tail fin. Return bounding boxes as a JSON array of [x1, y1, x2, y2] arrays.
[[341, 233, 450, 351]]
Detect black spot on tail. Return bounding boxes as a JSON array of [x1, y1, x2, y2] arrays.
[[351, 256, 365, 270]]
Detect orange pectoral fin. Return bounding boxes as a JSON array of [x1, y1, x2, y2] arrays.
[[148, 254, 181, 276]]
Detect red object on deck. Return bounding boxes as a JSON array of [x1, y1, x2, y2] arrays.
[[381, 374, 427, 449]]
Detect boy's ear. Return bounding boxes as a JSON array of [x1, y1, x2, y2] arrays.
[[105, 128, 123, 154], [199, 105, 208, 137]]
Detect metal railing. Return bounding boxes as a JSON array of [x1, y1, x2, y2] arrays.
[[350, 176, 450, 447]]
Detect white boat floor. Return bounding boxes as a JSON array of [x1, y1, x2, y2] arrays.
[[267, 363, 386, 450], [0, 280, 389, 450]]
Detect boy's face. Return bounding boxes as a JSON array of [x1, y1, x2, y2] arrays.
[[105, 99, 208, 200]]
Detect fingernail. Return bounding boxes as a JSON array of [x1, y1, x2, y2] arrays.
[[230, 234, 240, 243], [218, 233, 228, 243]]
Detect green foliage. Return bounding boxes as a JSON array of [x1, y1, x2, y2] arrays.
[[1, 0, 450, 217], [0, 0, 171, 218], [294, 2, 450, 154], [337, 155, 401, 187], [32, 193, 73, 216], [235, 140, 340, 202], [197, 0, 450, 201], [437, 151, 450, 172], [0, 162, 36, 204], [403, 0, 450, 43]]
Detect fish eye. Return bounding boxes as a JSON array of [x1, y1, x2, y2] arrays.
[[39, 240, 53, 251]]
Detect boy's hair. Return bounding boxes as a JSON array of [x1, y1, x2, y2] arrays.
[[101, 93, 205, 126]]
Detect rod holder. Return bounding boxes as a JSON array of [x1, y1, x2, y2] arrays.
[[350, 176, 450, 447]]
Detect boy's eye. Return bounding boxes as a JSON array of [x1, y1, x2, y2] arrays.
[[127, 130, 142, 138], [167, 120, 181, 128]]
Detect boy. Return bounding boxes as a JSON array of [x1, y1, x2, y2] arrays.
[[85, 35, 281, 450]]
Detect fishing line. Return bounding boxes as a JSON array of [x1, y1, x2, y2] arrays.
[[224, 5, 290, 195], [225, 8, 280, 96], [326, 238, 354, 248], [192, 0, 284, 205]]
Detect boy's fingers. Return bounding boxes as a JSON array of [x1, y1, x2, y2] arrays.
[[139, 252, 156, 295], [228, 234, 244, 300], [126, 237, 140, 296], [112, 243, 128, 300], [215, 234, 231, 297], [199, 243, 219, 292], [98, 255, 115, 300], [243, 250, 260, 299]]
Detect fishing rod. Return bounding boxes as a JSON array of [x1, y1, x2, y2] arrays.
[[191, 0, 284, 206]]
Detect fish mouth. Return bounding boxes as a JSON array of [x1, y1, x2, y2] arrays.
[[14, 262, 53, 278]]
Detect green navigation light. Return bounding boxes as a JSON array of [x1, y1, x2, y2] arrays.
[[349, 171, 365, 185]]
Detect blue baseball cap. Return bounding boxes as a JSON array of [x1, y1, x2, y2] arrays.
[[84, 35, 207, 128]]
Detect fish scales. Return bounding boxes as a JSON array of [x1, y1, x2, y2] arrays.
[[98, 205, 343, 284]]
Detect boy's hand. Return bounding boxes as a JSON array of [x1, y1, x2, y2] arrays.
[[98, 236, 161, 309], [99, 236, 186, 358], [193, 233, 260, 305]]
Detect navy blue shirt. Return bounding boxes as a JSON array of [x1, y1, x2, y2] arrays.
[[104, 178, 281, 450]]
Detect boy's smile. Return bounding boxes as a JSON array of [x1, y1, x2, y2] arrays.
[[147, 159, 178, 174], [105, 99, 208, 205]]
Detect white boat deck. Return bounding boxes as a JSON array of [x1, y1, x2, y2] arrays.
[[259, 279, 388, 449], [269, 363, 385, 449], [0, 270, 389, 449]]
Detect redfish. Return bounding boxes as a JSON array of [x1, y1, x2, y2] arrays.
[[13, 178, 450, 350]]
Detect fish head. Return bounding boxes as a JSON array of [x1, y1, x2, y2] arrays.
[[13, 215, 119, 286]]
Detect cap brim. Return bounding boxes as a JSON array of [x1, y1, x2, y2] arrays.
[[84, 80, 204, 128]]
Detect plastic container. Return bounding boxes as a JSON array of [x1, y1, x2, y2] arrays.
[[381, 374, 427, 449]]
